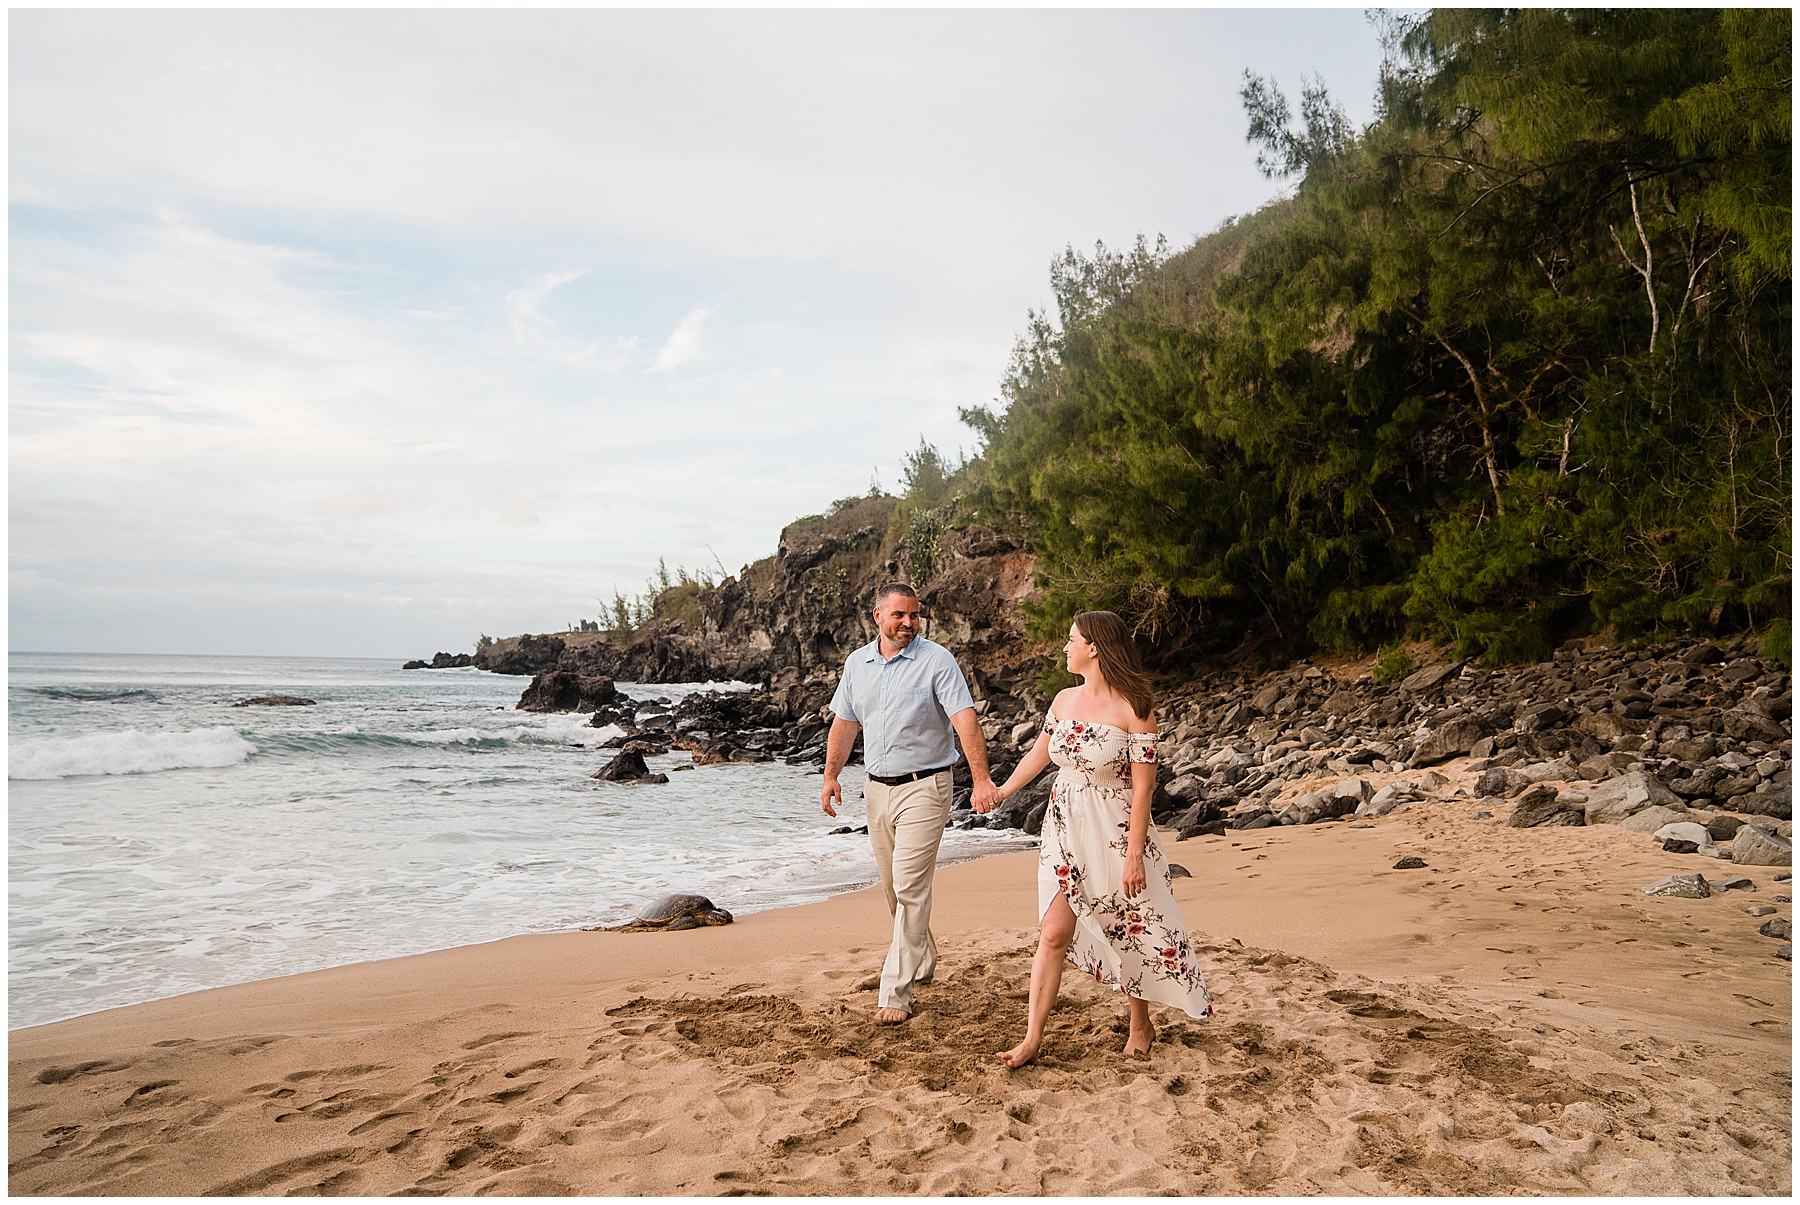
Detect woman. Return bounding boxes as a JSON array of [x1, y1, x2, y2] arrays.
[[988, 610, 1212, 1067]]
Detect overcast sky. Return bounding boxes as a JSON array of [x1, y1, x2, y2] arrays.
[[10, 6, 1391, 659]]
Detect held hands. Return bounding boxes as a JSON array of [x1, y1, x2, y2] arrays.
[[971, 779, 1001, 814], [820, 775, 842, 818], [1123, 850, 1147, 899]]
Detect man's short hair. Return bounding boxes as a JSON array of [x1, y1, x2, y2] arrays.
[[873, 581, 918, 607]]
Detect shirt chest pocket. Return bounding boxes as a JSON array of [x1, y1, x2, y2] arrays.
[[885, 685, 933, 715]]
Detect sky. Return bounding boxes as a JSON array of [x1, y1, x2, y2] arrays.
[[9, 6, 1392, 659]]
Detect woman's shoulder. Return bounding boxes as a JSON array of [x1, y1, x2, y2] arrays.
[[1124, 706, 1157, 735]]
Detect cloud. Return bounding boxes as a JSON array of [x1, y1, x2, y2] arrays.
[[8, 8, 1390, 657], [503, 269, 639, 371], [649, 308, 712, 375]]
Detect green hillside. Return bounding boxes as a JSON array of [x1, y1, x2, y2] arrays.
[[959, 8, 1789, 667]]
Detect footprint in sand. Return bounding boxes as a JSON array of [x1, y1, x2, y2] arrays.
[[123, 1080, 182, 1106], [34, 1060, 127, 1085], [285, 1064, 390, 1082]]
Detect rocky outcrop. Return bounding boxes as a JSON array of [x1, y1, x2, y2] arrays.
[[232, 696, 316, 707], [461, 498, 1043, 731], [404, 652, 476, 669], [591, 749, 668, 785], [516, 672, 620, 714]]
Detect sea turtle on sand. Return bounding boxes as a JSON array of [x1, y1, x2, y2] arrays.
[[586, 894, 734, 933]]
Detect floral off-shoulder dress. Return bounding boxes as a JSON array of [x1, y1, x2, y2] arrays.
[[1038, 708, 1213, 1019]]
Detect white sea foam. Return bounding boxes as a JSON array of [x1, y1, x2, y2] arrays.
[[8, 726, 256, 780], [7, 654, 1031, 1029]]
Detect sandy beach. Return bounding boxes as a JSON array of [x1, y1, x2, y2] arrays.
[[9, 760, 1791, 1196]]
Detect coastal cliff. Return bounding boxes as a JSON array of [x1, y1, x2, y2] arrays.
[[451, 494, 1047, 729]]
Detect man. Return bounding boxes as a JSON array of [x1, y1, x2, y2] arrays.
[[821, 581, 997, 1023]]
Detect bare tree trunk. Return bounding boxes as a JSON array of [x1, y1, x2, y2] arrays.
[[1609, 180, 1659, 353], [1429, 331, 1507, 516]]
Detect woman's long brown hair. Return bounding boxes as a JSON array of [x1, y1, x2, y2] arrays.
[[1074, 610, 1155, 721]]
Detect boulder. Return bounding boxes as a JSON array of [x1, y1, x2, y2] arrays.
[[1514, 702, 1570, 733], [1506, 784, 1585, 828], [1660, 736, 1719, 762], [1583, 771, 1683, 826], [1668, 765, 1729, 800], [1514, 729, 1603, 763], [1652, 821, 1714, 848], [1734, 783, 1792, 820], [1172, 797, 1223, 835], [1400, 661, 1464, 694], [518, 671, 619, 713], [1521, 758, 1580, 784], [1412, 718, 1492, 767], [1619, 805, 1693, 834], [1719, 708, 1789, 744], [1577, 752, 1638, 781], [1164, 774, 1209, 804], [1640, 874, 1712, 899], [1760, 917, 1792, 940], [1575, 711, 1647, 743], [1681, 642, 1727, 666], [1356, 784, 1414, 819], [1705, 813, 1749, 843], [1729, 825, 1793, 867], [1475, 767, 1532, 798], [592, 749, 666, 783], [1278, 791, 1358, 825]]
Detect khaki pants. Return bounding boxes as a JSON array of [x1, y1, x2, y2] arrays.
[[864, 769, 954, 1014]]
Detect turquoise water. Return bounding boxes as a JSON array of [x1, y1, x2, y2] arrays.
[[7, 652, 1030, 1029]]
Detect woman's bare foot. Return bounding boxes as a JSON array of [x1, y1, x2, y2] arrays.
[[876, 1006, 909, 1024], [997, 1038, 1041, 1069], [1123, 1022, 1157, 1058]]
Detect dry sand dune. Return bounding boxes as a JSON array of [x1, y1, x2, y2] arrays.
[[9, 769, 1791, 1195]]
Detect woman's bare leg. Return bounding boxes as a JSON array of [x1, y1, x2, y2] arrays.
[[1123, 995, 1156, 1057], [998, 893, 1076, 1069]]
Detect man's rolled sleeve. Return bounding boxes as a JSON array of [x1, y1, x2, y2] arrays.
[[829, 667, 859, 723], [932, 651, 975, 718]]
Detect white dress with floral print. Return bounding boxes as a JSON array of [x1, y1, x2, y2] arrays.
[[1038, 708, 1213, 1019]]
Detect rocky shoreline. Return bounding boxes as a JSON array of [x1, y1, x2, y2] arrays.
[[499, 636, 1790, 951], [403, 495, 1788, 957]]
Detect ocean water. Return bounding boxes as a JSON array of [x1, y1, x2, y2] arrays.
[[7, 652, 1033, 1030]]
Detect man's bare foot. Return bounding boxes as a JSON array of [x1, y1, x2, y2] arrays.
[[997, 1039, 1041, 1069], [1123, 1023, 1157, 1058], [876, 1006, 909, 1024]]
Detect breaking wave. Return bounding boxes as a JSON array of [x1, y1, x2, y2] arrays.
[[9, 726, 256, 781]]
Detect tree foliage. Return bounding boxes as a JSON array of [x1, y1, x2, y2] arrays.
[[967, 8, 1789, 664]]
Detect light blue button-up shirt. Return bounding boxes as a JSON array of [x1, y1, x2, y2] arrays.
[[828, 635, 976, 777]]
